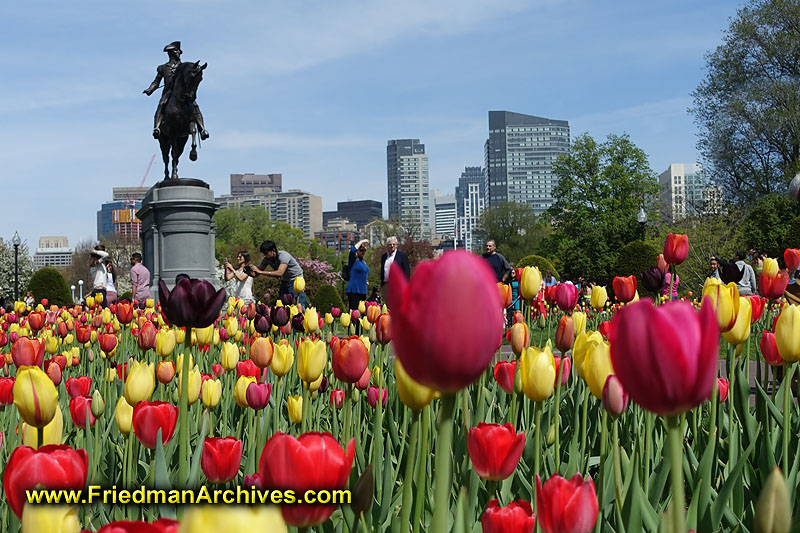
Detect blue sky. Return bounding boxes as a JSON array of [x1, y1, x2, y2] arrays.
[[1, 0, 742, 250]]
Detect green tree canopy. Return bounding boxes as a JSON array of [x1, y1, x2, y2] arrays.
[[741, 193, 797, 257], [691, 0, 800, 205], [473, 202, 552, 263], [546, 133, 659, 283]]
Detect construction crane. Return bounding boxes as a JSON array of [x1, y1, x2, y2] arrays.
[[125, 154, 156, 209]]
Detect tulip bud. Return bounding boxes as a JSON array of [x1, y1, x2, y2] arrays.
[[546, 423, 556, 446], [602, 375, 628, 417], [754, 467, 791, 533], [91, 390, 105, 417], [287, 395, 303, 424], [157, 360, 176, 384], [351, 465, 374, 517], [201, 378, 222, 409]]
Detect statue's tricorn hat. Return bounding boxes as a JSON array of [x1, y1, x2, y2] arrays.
[[164, 41, 182, 53]]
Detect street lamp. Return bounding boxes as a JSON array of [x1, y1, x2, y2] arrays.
[[78, 280, 84, 302], [70, 285, 76, 303], [11, 232, 21, 301], [637, 208, 647, 241]]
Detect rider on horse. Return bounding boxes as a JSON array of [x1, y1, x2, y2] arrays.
[[143, 41, 209, 141]]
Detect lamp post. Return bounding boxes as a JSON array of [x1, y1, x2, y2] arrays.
[[637, 208, 647, 241], [78, 280, 84, 302], [70, 285, 76, 303], [11, 232, 21, 301]]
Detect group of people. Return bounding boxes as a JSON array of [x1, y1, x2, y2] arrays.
[[223, 240, 310, 307], [709, 250, 766, 296], [344, 236, 410, 311], [88, 247, 152, 308]]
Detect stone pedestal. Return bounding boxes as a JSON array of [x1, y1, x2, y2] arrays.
[[137, 179, 221, 303]]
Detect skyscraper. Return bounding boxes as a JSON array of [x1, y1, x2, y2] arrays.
[[659, 163, 719, 223], [455, 166, 486, 252], [230, 173, 282, 196], [387, 139, 430, 237], [485, 111, 570, 214], [432, 192, 456, 239]]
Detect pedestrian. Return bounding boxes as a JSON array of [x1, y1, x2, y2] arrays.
[[224, 251, 255, 306], [346, 240, 370, 311], [252, 240, 309, 307], [709, 256, 721, 279], [734, 251, 758, 296], [89, 248, 109, 306], [662, 271, 680, 300], [104, 258, 118, 305], [544, 269, 558, 287], [129, 253, 152, 307], [482, 240, 511, 283], [380, 236, 410, 302]]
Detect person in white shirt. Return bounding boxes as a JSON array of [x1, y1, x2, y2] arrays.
[[103, 258, 118, 304], [379, 236, 410, 303], [224, 251, 255, 305], [89, 248, 109, 307]]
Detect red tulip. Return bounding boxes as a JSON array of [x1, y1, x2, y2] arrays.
[[116, 362, 128, 382], [598, 320, 611, 340], [11, 337, 45, 367], [367, 386, 388, 409], [246, 382, 271, 410], [65, 376, 92, 399], [2, 444, 88, 518], [508, 322, 530, 356], [468, 422, 525, 481], [355, 367, 371, 390], [536, 473, 598, 533], [158, 278, 226, 328], [785, 248, 800, 272], [51, 354, 68, 371], [388, 250, 504, 393], [748, 295, 766, 324], [45, 359, 62, 385], [602, 375, 628, 417], [332, 336, 370, 383], [27, 312, 45, 332], [553, 356, 571, 386], [0, 377, 14, 405], [609, 298, 719, 415], [760, 269, 789, 300], [96, 520, 178, 533], [554, 316, 574, 353], [132, 401, 178, 449], [212, 363, 224, 377], [544, 285, 558, 304], [760, 332, 785, 366], [157, 361, 176, 384], [236, 359, 260, 380], [138, 321, 157, 351], [329, 388, 345, 408], [493, 361, 516, 394], [258, 432, 355, 527], [244, 473, 261, 489], [99, 332, 117, 354], [201, 436, 243, 483], [714, 378, 729, 402], [69, 395, 96, 429], [57, 320, 69, 338], [481, 499, 536, 533], [116, 301, 134, 325], [375, 313, 392, 345], [612, 275, 637, 303], [555, 283, 579, 312], [663, 233, 689, 265]]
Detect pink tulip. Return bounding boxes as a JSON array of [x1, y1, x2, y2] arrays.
[[555, 283, 579, 312], [366, 386, 387, 408]]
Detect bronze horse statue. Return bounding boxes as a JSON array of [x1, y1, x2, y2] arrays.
[[159, 61, 206, 180]]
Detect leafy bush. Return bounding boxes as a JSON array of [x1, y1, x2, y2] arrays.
[[784, 216, 800, 252], [614, 241, 661, 296], [27, 268, 72, 307], [296, 257, 342, 302], [313, 284, 345, 314], [516, 255, 559, 279]]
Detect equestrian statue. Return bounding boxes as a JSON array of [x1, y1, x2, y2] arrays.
[[143, 41, 208, 180]]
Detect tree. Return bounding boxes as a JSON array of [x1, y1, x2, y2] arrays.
[[741, 193, 797, 256], [0, 238, 34, 303], [547, 133, 659, 283], [474, 202, 552, 263], [691, 0, 800, 205]]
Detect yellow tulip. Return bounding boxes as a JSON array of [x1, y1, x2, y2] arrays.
[[304, 307, 319, 333], [156, 328, 176, 358], [175, 352, 194, 374], [583, 339, 614, 399], [340, 313, 352, 328], [22, 504, 80, 533], [702, 281, 740, 332], [179, 505, 287, 533], [22, 405, 63, 448], [44, 335, 59, 355], [145, 298, 155, 309], [305, 373, 324, 392], [195, 325, 214, 345], [297, 338, 327, 383], [572, 331, 603, 379], [519, 266, 542, 300], [722, 297, 752, 346], [361, 317, 371, 332], [324, 313, 334, 325], [14, 366, 59, 427], [358, 301, 366, 315], [213, 328, 221, 346], [590, 286, 608, 310], [178, 366, 203, 405], [360, 336, 371, 354], [395, 360, 435, 410], [225, 316, 238, 338], [572, 311, 587, 337], [234, 376, 257, 407], [271, 344, 295, 377], [85, 296, 95, 308], [115, 396, 134, 435], [775, 304, 800, 362], [289, 305, 299, 318], [201, 378, 222, 409], [288, 395, 303, 424], [519, 345, 556, 402], [294, 276, 306, 293], [105, 368, 117, 383], [64, 333, 74, 345], [220, 342, 240, 371], [14, 301, 26, 314], [763, 257, 779, 278], [124, 360, 155, 405], [173, 327, 186, 344], [101, 307, 113, 325]]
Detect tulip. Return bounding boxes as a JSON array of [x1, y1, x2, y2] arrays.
[[91, 390, 105, 417], [45, 359, 63, 385], [761, 332, 785, 366], [609, 299, 719, 415], [195, 324, 214, 345], [201, 378, 222, 408], [246, 382, 271, 410], [137, 321, 157, 351], [27, 312, 45, 332], [332, 336, 370, 383], [554, 316, 574, 354], [602, 375, 628, 417], [297, 338, 327, 384], [722, 296, 752, 346], [467, 422, 525, 481], [703, 281, 740, 332], [339, 312, 352, 328], [236, 359, 260, 380], [663, 233, 689, 265], [116, 301, 134, 324], [271, 343, 295, 377], [785, 249, 800, 272], [271, 306, 290, 327], [250, 337, 274, 368], [44, 335, 59, 355], [583, 338, 614, 399], [114, 396, 134, 435], [95, 520, 176, 533], [258, 432, 355, 527], [493, 361, 516, 395], [234, 376, 257, 408], [366, 304, 381, 324], [125, 360, 155, 405], [375, 313, 391, 345], [201, 437, 243, 483], [293, 276, 306, 293], [775, 304, 800, 362], [329, 388, 345, 408], [555, 283, 579, 312], [388, 250, 503, 392], [714, 378, 729, 402], [356, 367, 371, 389], [366, 386, 388, 408], [508, 322, 530, 356], [64, 376, 91, 400], [612, 275, 637, 303], [291, 313, 305, 333], [753, 467, 792, 533], [287, 395, 303, 424], [14, 366, 59, 428], [157, 360, 176, 384], [158, 278, 226, 328], [519, 346, 556, 402], [553, 356, 571, 386], [519, 266, 543, 300], [481, 499, 536, 533], [21, 405, 63, 448], [3, 444, 89, 519], [155, 329, 176, 358], [499, 282, 512, 307], [0, 376, 14, 405], [21, 504, 81, 533], [535, 473, 598, 533], [69, 395, 95, 429], [590, 285, 608, 310], [394, 360, 436, 410], [98, 332, 117, 355], [641, 267, 665, 293], [179, 506, 287, 532], [760, 263, 790, 300], [220, 341, 239, 371], [12, 337, 45, 367], [131, 401, 178, 449], [572, 331, 602, 379]]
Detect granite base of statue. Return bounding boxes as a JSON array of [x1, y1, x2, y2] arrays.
[[136, 178, 221, 303]]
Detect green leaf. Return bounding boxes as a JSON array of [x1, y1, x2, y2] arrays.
[[710, 435, 757, 528], [187, 411, 209, 489], [154, 428, 177, 520]]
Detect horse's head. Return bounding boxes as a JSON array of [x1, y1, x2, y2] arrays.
[[176, 61, 205, 101]]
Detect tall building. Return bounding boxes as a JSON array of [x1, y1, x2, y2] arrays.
[[485, 111, 570, 214], [97, 201, 142, 240], [433, 193, 456, 239], [216, 190, 322, 239], [455, 166, 486, 252], [323, 200, 383, 229], [112, 187, 148, 203], [316, 219, 358, 254], [387, 139, 430, 237], [659, 163, 717, 223], [230, 173, 282, 196], [33, 237, 74, 270]]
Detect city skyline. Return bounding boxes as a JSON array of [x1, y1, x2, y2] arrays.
[[1, 1, 741, 248]]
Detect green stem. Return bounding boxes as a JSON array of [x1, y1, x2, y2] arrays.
[[612, 420, 624, 519], [579, 385, 589, 472], [413, 405, 431, 533], [509, 391, 518, 427], [666, 415, 686, 533], [595, 410, 608, 533], [432, 394, 457, 532], [400, 410, 421, 533], [554, 356, 564, 473], [178, 330, 191, 486], [273, 376, 282, 437], [533, 402, 542, 482], [644, 412, 652, 493], [343, 383, 354, 447], [784, 362, 795, 477], [302, 382, 309, 434], [37, 426, 43, 449]]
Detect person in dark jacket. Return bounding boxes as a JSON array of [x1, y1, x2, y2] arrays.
[[380, 236, 410, 286]]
